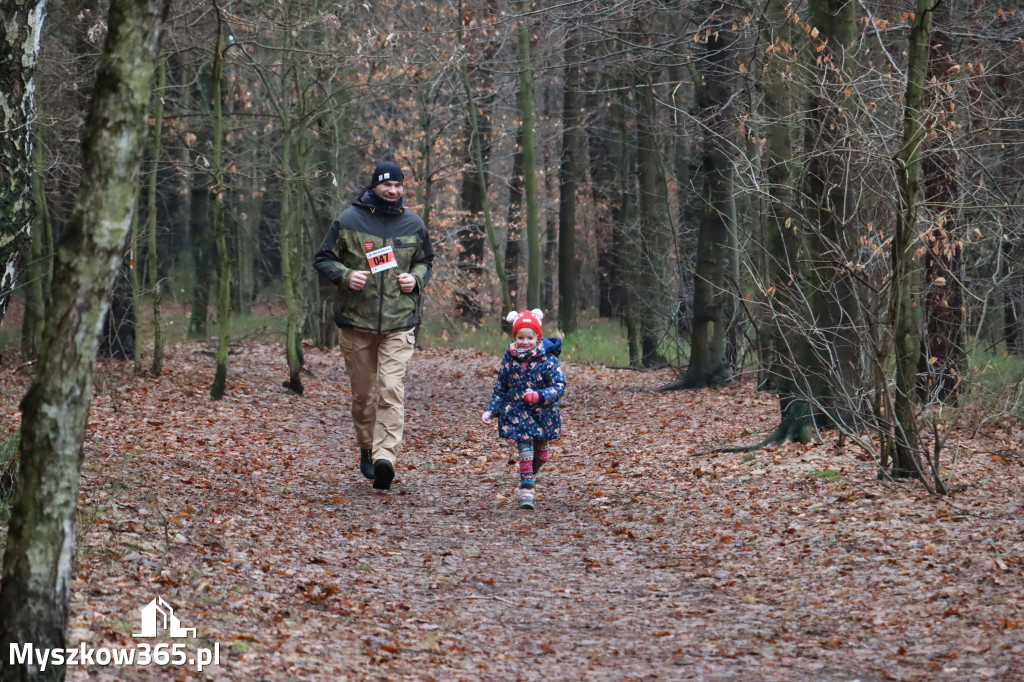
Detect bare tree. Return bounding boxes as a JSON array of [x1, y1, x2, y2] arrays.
[[756, 0, 817, 444], [458, 0, 513, 317], [681, 10, 740, 387], [516, 0, 542, 309], [558, 22, 583, 335], [919, 1, 963, 401], [800, 0, 863, 431], [889, 0, 937, 480], [209, 2, 231, 399], [146, 55, 167, 376]]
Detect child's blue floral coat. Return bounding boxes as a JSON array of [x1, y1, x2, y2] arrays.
[[486, 338, 565, 442]]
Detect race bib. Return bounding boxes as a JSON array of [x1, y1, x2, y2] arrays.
[[366, 245, 398, 274]]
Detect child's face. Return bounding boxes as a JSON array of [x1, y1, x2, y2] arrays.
[[514, 327, 539, 351]]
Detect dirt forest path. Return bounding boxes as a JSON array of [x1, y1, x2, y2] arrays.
[[2, 342, 1023, 681]]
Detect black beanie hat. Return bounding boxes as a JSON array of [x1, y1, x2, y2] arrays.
[[369, 161, 404, 188]]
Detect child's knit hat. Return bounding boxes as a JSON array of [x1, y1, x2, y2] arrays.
[[507, 309, 544, 338]]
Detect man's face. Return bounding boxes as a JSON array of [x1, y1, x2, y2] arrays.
[[374, 180, 404, 202]]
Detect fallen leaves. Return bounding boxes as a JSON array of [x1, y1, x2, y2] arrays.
[[1, 342, 1023, 680]]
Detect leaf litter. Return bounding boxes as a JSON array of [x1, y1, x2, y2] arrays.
[[1, 342, 1022, 680]]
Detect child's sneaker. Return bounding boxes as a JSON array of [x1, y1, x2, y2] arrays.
[[517, 486, 535, 510]]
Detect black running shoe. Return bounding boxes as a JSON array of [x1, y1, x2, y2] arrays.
[[359, 448, 374, 479], [372, 459, 395, 490]]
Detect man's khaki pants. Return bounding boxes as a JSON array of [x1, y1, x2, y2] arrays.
[[339, 327, 416, 465]]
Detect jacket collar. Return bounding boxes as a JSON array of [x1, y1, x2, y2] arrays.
[[353, 189, 404, 216]]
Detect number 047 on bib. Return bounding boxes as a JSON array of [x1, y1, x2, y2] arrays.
[[366, 246, 398, 274]]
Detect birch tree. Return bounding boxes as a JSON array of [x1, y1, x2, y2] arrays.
[[0, 0, 47, 327]]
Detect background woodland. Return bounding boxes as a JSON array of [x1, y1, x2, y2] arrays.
[[1, 0, 1023, 482]]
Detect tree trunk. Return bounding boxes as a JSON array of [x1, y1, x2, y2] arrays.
[[668, 14, 699, 343], [608, 89, 641, 366], [919, 227, 962, 387], [673, 135, 698, 341], [682, 18, 738, 386], [1006, 280, 1021, 354], [635, 77, 672, 368], [147, 55, 166, 376], [762, 0, 814, 443], [458, 0, 512, 319], [587, 65, 622, 320], [558, 26, 582, 335], [507, 129, 524, 311], [0, 0, 47, 328], [280, 128, 303, 394], [516, 0, 541, 310], [542, 189, 558, 313], [455, 117, 488, 320], [128, 190, 143, 373], [309, 109, 346, 349], [21, 134, 50, 359], [188, 63, 214, 339], [919, 7, 964, 401], [209, 16, 231, 400], [156, 123, 190, 289], [0, 2, 168, 678], [98, 256, 136, 360], [415, 82, 436, 228], [890, 0, 936, 479], [231, 143, 261, 318], [456, 115, 488, 320], [188, 173, 213, 337], [803, 0, 861, 430]]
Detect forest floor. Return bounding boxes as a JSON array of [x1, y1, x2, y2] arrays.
[[1, 341, 1023, 681]]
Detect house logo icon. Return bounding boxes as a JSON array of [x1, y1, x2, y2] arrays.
[[134, 596, 197, 638]]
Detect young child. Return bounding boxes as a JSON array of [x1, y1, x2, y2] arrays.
[[482, 309, 565, 509]]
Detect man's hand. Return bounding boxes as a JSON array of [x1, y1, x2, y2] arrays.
[[398, 272, 416, 293], [348, 270, 370, 291]]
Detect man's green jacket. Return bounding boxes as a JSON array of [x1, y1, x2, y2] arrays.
[[314, 191, 434, 334]]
